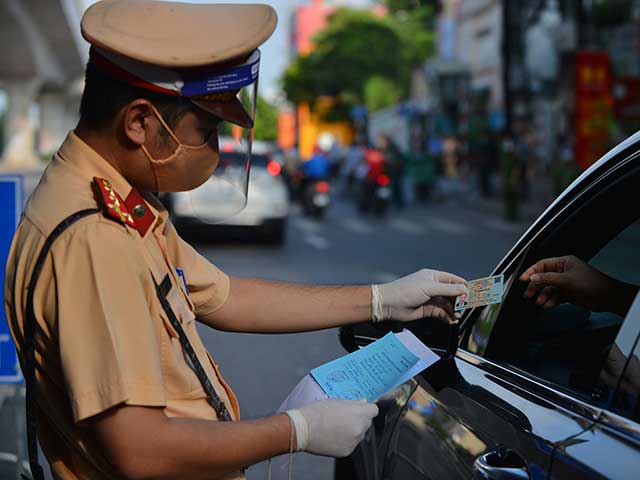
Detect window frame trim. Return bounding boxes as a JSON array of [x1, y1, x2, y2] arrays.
[[599, 405, 640, 443], [456, 348, 603, 421]]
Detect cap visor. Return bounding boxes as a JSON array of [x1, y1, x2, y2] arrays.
[[191, 97, 254, 129]]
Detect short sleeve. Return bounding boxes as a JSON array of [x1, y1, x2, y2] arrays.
[[165, 222, 230, 318], [52, 222, 166, 422]]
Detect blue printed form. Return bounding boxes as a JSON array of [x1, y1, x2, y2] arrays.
[[311, 332, 420, 402]]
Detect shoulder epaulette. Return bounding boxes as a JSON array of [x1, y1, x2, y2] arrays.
[[92, 177, 136, 228]]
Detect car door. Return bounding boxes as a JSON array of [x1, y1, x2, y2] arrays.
[[387, 153, 640, 480], [341, 144, 640, 480], [550, 293, 640, 479]]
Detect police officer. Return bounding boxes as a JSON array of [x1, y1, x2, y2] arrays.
[[4, 1, 466, 478]]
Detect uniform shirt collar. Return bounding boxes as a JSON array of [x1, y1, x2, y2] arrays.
[[57, 131, 169, 234]]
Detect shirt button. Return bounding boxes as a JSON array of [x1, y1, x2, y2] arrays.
[[133, 204, 146, 218]]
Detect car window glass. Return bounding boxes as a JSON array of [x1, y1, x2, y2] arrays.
[[607, 293, 640, 422], [590, 219, 640, 285], [463, 165, 640, 406], [465, 265, 521, 355]]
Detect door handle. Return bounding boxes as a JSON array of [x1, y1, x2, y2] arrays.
[[473, 449, 531, 480]]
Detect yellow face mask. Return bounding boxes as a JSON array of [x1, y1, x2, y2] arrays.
[[141, 104, 219, 192]]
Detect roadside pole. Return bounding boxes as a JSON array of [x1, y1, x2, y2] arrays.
[[0, 175, 27, 479]]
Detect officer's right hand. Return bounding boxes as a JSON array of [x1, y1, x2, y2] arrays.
[[286, 398, 379, 457]]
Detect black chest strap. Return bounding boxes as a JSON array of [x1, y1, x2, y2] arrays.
[[152, 274, 233, 422]]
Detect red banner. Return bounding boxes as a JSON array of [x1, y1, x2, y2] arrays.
[[574, 51, 613, 170]]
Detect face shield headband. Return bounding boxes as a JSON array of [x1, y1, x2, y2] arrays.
[[89, 47, 260, 128]]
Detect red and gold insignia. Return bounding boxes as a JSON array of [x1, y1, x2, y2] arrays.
[[92, 177, 136, 228]]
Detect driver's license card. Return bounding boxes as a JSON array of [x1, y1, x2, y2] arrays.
[[455, 274, 504, 312]]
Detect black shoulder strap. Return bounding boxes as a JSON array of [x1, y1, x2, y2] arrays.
[[22, 208, 100, 480]]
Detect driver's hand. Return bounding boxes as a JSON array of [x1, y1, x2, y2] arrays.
[[372, 269, 466, 323], [519, 255, 619, 313]]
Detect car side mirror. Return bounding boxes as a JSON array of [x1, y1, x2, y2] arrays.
[[339, 319, 459, 358]]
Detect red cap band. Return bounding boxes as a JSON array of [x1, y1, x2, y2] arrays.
[[89, 48, 179, 96]]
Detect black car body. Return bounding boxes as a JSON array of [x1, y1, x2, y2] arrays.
[[337, 132, 640, 480]]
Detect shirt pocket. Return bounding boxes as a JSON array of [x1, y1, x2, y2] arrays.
[[159, 283, 201, 396]]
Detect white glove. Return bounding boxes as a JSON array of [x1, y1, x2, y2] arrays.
[[371, 269, 466, 322], [285, 399, 379, 458]]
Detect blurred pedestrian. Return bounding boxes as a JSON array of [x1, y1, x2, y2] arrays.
[[342, 138, 366, 197], [515, 124, 533, 201], [408, 150, 437, 204], [301, 145, 330, 182], [380, 134, 406, 209], [477, 132, 499, 198]]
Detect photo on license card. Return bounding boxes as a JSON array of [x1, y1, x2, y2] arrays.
[[455, 292, 468, 311]]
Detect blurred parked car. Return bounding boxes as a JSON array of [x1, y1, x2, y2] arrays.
[[337, 132, 640, 479], [161, 141, 289, 245]]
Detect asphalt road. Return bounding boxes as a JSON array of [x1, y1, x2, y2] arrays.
[[190, 196, 531, 480]]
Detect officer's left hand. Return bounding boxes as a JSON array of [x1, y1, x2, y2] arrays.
[[372, 269, 467, 323]]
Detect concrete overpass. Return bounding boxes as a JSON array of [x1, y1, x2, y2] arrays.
[[0, 0, 87, 168]]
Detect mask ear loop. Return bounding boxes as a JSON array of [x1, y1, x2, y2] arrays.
[[266, 415, 295, 480], [148, 103, 182, 145], [140, 103, 182, 192]]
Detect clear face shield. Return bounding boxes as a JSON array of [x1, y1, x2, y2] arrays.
[[170, 50, 260, 223]]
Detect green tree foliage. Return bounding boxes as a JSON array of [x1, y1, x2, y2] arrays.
[[394, 5, 436, 69], [364, 76, 404, 112], [217, 95, 278, 141], [282, 5, 436, 121], [383, 0, 438, 14], [253, 95, 278, 141], [284, 9, 403, 105]]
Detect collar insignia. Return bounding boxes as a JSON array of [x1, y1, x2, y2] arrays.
[[92, 177, 136, 229]]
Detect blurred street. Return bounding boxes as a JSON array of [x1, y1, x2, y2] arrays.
[[193, 195, 532, 479]]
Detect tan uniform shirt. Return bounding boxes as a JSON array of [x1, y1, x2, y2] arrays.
[[4, 132, 243, 479]]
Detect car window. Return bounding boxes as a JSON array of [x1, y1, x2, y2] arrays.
[[603, 293, 640, 422], [462, 161, 640, 406]]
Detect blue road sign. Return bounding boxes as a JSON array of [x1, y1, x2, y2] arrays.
[[0, 175, 24, 383]]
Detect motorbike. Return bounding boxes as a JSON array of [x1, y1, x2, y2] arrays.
[[301, 179, 331, 219], [357, 173, 391, 216]]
